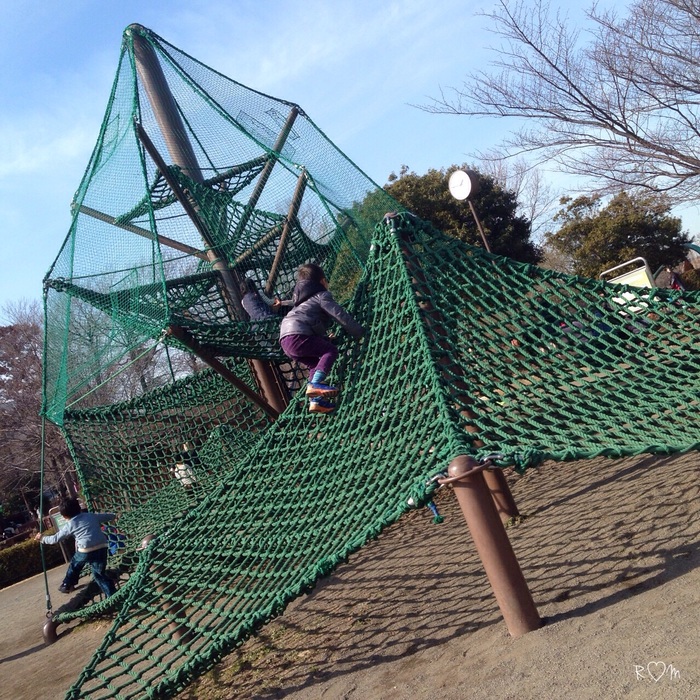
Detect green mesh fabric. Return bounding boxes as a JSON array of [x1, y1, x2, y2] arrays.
[[54, 214, 700, 699], [42, 24, 394, 426], [41, 24, 700, 700]]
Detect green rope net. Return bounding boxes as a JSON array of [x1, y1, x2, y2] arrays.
[[41, 25, 700, 700]]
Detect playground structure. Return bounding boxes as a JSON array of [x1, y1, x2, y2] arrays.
[[39, 25, 700, 700]]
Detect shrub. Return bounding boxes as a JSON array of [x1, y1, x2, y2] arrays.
[[0, 532, 65, 589], [680, 268, 700, 290]]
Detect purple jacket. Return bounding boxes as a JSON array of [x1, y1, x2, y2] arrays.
[[279, 282, 365, 340]]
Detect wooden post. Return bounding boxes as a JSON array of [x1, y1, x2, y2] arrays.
[[265, 168, 308, 295], [168, 326, 279, 420], [440, 455, 540, 638]]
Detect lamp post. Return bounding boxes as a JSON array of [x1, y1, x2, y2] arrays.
[[448, 169, 492, 253]]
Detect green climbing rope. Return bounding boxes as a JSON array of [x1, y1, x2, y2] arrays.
[[40, 23, 700, 700]]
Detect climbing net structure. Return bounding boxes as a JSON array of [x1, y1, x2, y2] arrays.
[[41, 25, 700, 700]]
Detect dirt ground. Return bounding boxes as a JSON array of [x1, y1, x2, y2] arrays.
[[1, 451, 698, 700]]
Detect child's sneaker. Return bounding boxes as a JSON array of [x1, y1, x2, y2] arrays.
[[305, 382, 338, 398], [58, 583, 75, 594], [309, 397, 336, 414]]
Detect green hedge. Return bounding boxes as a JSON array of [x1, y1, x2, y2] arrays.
[[0, 534, 65, 589]]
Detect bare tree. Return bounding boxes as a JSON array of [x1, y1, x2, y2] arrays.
[[0, 301, 75, 513], [421, 0, 700, 205], [478, 156, 560, 238]]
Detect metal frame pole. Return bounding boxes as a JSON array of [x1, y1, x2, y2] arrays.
[[128, 24, 289, 414], [483, 468, 520, 523], [441, 455, 540, 637]]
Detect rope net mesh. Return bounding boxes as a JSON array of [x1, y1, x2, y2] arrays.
[[40, 25, 700, 700]]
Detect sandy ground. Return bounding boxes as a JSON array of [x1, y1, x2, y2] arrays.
[[1, 451, 698, 700]]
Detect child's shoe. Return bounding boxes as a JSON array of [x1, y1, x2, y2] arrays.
[[305, 382, 338, 398], [309, 397, 336, 414], [58, 583, 75, 594]]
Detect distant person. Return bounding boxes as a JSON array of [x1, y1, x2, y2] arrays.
[[171, 442, 199, 490], [279, 263, 366, 414], [240, 278, 284, 320], [35, 498, 117, 597], [666, 266, 685, 291]]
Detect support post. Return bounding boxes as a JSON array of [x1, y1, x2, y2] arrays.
[[129, 24, 289, 414], [78, 205, 208, 260], [440, 455, 540, 638], [482, 468, 520, 523], [467, 199, 492, 253], [234, 105, 300, 239], [135, 121, 244, 320], [265, 168, 308, 295], [168, 325, 279, 420]]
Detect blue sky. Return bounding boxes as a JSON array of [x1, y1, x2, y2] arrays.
[[1, 0, 696, 309]]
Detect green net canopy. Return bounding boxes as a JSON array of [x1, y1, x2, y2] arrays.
[[55, 213, 700, 699], [43, 24, 395, 426], [40, 24, 700, 700]]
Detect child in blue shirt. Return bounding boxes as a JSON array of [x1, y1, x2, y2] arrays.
[[35, 497, 117, 597]]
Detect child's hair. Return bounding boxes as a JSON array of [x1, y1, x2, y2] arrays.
[[297, 263, 326, 284], [239, 277, 258, 297], [59, 497, 82, 519]]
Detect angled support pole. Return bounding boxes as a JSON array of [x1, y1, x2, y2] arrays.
[[129, 24, 289, 414], [168, 325, 279, 421], [78, 204, 209, 261], [483, 468, 520, 524], [234, 105, 300, 241], [135, 121, 244, 319], [265, 168, 308, 295], [440, 455, 540, 638]]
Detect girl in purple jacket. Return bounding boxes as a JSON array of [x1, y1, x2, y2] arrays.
[[279, 264, 366, 413]]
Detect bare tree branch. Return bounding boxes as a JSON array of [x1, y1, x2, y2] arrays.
[[419, 0, 700, 204]]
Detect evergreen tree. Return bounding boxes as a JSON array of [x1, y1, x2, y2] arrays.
[[544, 192, 691, 278], [385, 165, 542, 264]]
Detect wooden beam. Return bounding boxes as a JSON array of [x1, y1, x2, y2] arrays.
[[168, 325, 279, 421], [77, 204, 208, 260]]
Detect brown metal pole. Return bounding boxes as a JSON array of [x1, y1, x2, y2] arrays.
[[129, 25, 201, 181], [135, 122, 245, 319], [78, 204, 209, 260], [441, 455, 540, 638], [482, 468, 520, 523], [129, 26, 289, 414], [264, 168, 307, 295], [467, 199, 492, 253], [168, 325, 279, 420]]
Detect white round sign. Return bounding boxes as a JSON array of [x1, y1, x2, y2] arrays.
[[448, 169, 473, 200]]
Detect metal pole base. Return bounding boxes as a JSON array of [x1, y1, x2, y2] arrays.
[[441, 455, 540, 638], [483, 468, 520, 524], [43, 615, 59, 645]]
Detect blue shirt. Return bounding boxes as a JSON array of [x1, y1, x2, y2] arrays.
[[42, 512, 116, 551]]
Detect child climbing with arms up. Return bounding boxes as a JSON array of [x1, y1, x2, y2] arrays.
[[279, 263, 366, 414], [35, 497, 117, 597]]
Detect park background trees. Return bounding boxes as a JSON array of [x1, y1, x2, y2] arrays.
[[421, 0, 700, 206], [545, 192, 691, 278], [0, 302, 73, 520], [384, 165, 542, 264], [414, 0, 700, 281]]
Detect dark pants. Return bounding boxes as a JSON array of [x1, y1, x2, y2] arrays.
[[64, 546, 116, 597], [280, 334, 338, 377]]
